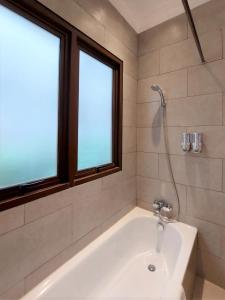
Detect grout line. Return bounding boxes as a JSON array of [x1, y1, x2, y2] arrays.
[[0, 279, 25, 298], [138, 57, 223, 80], [23, 204, 25, 226], [136, 175, 224, 194], [157, 152, 159, 179], [222, 160, 224, 192], [137, 123, 224, 129], [0, 203, 73, 239], [25, 204, 73, 225], [136, 149, 225, 161], [139, 27, 221, 59], [187, 65, 189, 97], [137, 91, 224, 104], [221, 28, 224, 59]]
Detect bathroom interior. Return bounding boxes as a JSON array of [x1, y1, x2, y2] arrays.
[[0, 0, 225, 299]]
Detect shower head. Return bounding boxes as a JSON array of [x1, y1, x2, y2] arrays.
[[151, 84, 166, 107], [151, 84, 161, 92]]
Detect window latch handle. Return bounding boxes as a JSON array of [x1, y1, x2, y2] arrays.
[[18, 180, 45, 194]]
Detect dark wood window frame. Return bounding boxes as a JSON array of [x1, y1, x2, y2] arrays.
[[0, 0, 123, 212]]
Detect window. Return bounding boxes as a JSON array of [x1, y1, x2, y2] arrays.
[[74, 38, 122, 184], [78, 50, 113, 171], [0, 3, 60, 189], [0, 0, 122, 211]]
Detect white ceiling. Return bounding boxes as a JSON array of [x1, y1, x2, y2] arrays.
[[109, 0, 210, 33]]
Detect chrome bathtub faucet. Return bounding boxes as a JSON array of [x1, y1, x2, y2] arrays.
[[153, 199, 173, 222]]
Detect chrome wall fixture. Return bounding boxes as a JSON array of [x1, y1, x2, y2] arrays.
[[153, 199, 173, 222], [181, 133, 191, 152], [181, 132, 202, 153], [191, 132, 202, 153]]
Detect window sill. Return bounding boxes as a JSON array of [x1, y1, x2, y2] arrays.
[[0, 182, 70, 212], [74, 165, 121, 185], [0, 165, 122, 212]]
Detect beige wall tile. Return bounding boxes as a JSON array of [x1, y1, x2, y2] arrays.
[[38, 0, 105, 46], [25, 226, 102, 292], [0, 281, 24, 300], [100, 178, 135, 224], [159, 154, 222, 191], [220, 228, 225, 261], [0, 206, 24, 237], [137, 152, 158, 179], [72, 193, 103, 241], [123, 100, 136, 127], [101, 172, 123, 190], [137, 69, 188, 103], [139, 14, 187, 55], [223, 30, 225, 59], [61, 226, 102, 262], [164, 127, 187, 155], [75, 0, 137, 55], [183, 215, 223, 258], [0, 206, 72, 294], [188, 59, 225, 96], [188, 126, 225, 159], [194, 29, 223, 61], [123, 74, 137, 102], [137, 176, 186, 216], [166, 94, 223, 126], [122, 152, 136, 179], [195, 30, 223, 63], [25, 192, 71, 224], [193, 277, 225, 300], [187, 187, 225, 226], [137, 102, 162, 127], [118, 177, 136, 206], [159, 153, 174, 182], [138, 78, 161, 103], [101, 203, 134, 233], [197, 250, 225, 289], [123, 127, 136, 153], [24, 254, 62, 293], [105, 32, 137, 78], [137, 127, 165, 153], [189, 0, 225, 36], [223, 93, 225, 125], [138, 50, 159, 79], [223, 160, 225, 192], [137, 126, 188, 155], [160, 30, 222, 74], [71, 178, 102, 201], [73, 175, 136, 243], [136, 200, 153, 212]]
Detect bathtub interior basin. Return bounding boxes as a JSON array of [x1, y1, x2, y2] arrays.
[[20, 207, 197, 300]]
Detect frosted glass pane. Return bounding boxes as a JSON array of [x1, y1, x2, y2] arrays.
[[78, 51, 113, 171], [0, 5, 60, 189]]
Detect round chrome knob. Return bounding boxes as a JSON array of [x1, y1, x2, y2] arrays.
[[161, 204, 172, 213]]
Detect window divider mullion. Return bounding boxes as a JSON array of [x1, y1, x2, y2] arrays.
[[68, 31, 79, 185]]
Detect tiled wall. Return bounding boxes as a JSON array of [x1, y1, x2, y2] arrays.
[[0, 1, 137, 298], [137, 0, 225, 289]]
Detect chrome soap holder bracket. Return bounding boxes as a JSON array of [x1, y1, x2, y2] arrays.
[[181, 132, 202, 153]]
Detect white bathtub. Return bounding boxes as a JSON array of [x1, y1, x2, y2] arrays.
[[20, 207, 197, 300]]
